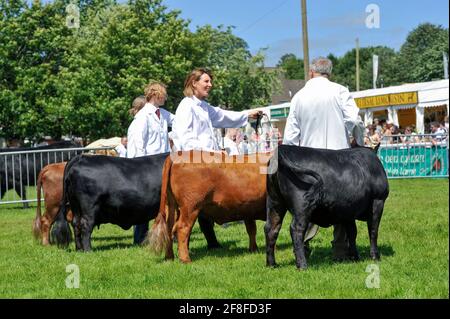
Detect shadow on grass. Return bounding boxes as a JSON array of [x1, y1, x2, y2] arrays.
[[186, 240, 394, 268], [92, 242, 136, 251], [275, 244, 395, 269], [92, 235, 133, 242]]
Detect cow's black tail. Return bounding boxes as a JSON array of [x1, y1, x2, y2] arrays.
[[278, 150, 324, 210], [50, 156, 80, 248]]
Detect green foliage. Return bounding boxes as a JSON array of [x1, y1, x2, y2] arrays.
[[0, 0, 278, 141], [277, 23, 449, 91], [277, 53, 304, 80], [396, 23, 449, 83], [0, 179, 448, 298], [331, 46, 399, 91], [190, 25, 280, 110]]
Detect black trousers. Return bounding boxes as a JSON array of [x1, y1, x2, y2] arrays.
[[133, 223, 149, 245]]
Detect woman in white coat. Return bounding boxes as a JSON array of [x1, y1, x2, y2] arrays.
[[173, 68, 261, 151], [127, 82, 175, 245]]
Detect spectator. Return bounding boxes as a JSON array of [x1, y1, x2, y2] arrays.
[[390, 125, 401, 144], [223, 128, 240, 155], [115, 137, 128, 158], [401, 126, 419, 144], [373, 118, 382, 135], [365, 125, 381, 147], [382, 122, 393, 144], [431, 121, 446, 144], [238, 134, 250, 155]]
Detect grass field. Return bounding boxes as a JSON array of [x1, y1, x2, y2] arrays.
[[0, 178, 448, 299]]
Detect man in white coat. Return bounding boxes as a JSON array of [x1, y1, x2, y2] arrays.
[[127, 82, 175, 245], [173, 68, 261, 151], [283, 57, 365, 260]]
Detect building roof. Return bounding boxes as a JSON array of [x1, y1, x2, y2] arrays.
[[269, 69, 306, 105]]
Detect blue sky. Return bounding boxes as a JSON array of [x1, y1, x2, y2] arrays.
[[162, 0, 449, 66]]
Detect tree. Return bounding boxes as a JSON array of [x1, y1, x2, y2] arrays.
[[331, 46, 398, 91], [0, 0, 280, 142], [396, 23, 449, 83], [194, 25, 280, 110], [0, 0, 73, 141], [276, 53, 304, 80]]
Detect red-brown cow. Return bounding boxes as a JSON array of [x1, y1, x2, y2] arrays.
[[33, 162, 73, 245], [148, 151, 272, 263]]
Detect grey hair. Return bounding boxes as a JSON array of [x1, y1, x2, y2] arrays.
[[310, 57, 333, 76]]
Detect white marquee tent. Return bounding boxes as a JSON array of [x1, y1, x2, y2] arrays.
[[350, 79, 449, 133]]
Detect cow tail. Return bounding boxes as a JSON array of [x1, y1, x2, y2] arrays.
[[32, 168, 45, 240], [51, 157, 78, 248], [147, 157, 173, 255], [283, 160, 324, 211]]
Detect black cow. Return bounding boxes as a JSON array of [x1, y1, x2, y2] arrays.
[[0, 141, 81, 207], [265, 145, 389, 270], [52, 153, 221, 251]]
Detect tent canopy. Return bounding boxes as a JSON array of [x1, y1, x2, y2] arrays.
[[351, 79, 449, 110]]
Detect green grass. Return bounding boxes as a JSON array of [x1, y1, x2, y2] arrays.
[[0, 179, 448, 298]]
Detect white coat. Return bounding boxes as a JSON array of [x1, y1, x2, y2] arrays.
[[283, 77, 364, 150], [115, 144, 127, 158], [223, 136, 240, 155], [127, 103, 175, 158], [173, 96, 248, 151]]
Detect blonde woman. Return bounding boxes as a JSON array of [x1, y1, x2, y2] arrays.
[[126, 82, 174, 245], [127, 82, 175, 159]]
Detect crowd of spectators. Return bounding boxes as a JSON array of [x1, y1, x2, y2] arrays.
[[363, 116, 449, 147]]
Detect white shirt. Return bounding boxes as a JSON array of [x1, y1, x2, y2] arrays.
[[127, 103, 175, 158], [283, 77, 364, 150], [223, 136, 240, 155], [173, 96, 248, 151], [238, 141, 249, 155], [115, 144, 127, 158]]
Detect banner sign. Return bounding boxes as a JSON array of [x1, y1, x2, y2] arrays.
[[378, 145, 448, 178], [270, 107, 290, 119], [355, 91, 418, 109]]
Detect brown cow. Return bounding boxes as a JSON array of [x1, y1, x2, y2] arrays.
[[148, 150, 271, 263], [33, 163, 73, 245]]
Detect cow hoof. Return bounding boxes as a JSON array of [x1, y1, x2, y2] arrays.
[[180, 258, 192, 264], [266, 262, 278, 268], [332, 256, 347, 263], [296, 265, 308, 271]]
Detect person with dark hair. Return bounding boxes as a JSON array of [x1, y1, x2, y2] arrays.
[[173, 68, 261, 151]]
